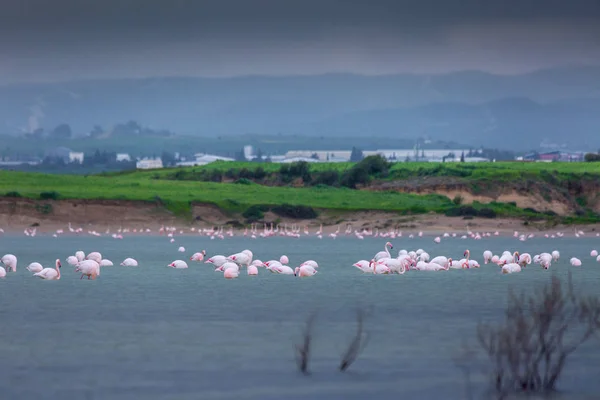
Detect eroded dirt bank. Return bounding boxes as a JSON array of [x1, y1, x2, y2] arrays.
[[1, 197, 598, 235]]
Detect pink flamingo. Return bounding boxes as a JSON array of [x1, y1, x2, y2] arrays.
[[224, 268, 239, 279], [247, 264, 259, 275], [190, 250, 207, 261]]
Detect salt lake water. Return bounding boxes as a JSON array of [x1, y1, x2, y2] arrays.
[[1, 234, 600, 399]]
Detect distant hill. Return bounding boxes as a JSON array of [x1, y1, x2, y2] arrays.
[[1, 65, 599, 149]]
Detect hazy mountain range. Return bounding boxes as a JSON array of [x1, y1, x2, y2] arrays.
[[1, 65, 599, 150]]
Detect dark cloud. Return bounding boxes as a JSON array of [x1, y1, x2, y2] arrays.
[[1, 0, 599, 83]]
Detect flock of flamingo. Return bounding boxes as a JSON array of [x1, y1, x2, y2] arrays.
[[2, 221, 599, 280], [1, 236, 599, 280], [3, 222, 600, 242], [353, 242, 600, 275], [0, 248, 319, 280]]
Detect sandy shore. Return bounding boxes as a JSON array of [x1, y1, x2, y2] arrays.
[[1, 197, 598, 236]]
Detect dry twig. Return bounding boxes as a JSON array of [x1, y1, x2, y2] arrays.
[[339, 307, 370, 372], [477, 271, 600, 396]]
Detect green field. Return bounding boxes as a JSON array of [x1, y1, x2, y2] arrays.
[[1, 160, 599, 224], [128, 160, 600, 179]]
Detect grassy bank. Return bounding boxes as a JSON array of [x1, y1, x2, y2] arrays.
[[1, 159, 599, 224]]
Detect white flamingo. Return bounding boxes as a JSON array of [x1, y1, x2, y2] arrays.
[[374, 242, 393, 261], [501, 263, 522, 274], [483, 250, 493, 264], [26, 262, 44, 273], [34, 259, 62, 280], [75, 251, 85, 262], [205, 255, 228, 267], [86, 252, 102, 263], [168, 260, 189, 269], [120, 258, 139, 267], [76, 260, 100, 279], [1, 254, 17, 272]]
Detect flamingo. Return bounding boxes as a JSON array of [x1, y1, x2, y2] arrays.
[[374, 242, 393, 261], [27, 262, 44, 273], [518, 253, 532, 267], [205, 255, 228, 268], [300, 260, 319, 269], [227, 250, 253, 268], [76, 260, 100, 279], [570, 257, 582, 267], [120, 258, 139, 267], [1, 254, 17, 272], [501, 263, 522, 274], [591, 250, 598, 257], [377, 258, 407, 274], [447, 258, 463, 269], [551, 250, 560, 261], [279, 255, 289, 265], [178, 246, 185, 253], [66, 256, 79, 266], [190, 250, 206, 261], [224, 268, 239, 279], [100, 259, 114, 267], [414, 261, 448, 271], [86, 252, 102, 263], [168, 260, 189, 269], [295, 265, 317, 277], [370, 259, 390, 275], [34, 259, 62, 280], [216, 262, 241, 273], [247, 263, 259, 275], [353, 260, 372, 273], [430, 256, 448, 267], [483, 250, 493, 264], [75, 251, 85, 262]]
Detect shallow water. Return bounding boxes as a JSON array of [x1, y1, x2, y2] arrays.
[[1, 234, 600, 399]]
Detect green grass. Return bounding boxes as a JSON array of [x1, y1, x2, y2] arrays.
[[0, 170, 455, 218], [133, 160, 600, 181], [2, 161, 599, 224]]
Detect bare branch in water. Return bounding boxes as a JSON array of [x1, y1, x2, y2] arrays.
[[477, 271, 600, 396], [452, 341, 478, 400], [294, 311, 318, 375], [339, 307, 370, 372]]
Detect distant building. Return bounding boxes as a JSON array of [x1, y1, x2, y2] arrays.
[[116, 153, 131, 162], [186, 153, 236, 166], [520, 151, 584, 162], [284, 149, 476, 162], [44, 146, 72, 161], [69, 152, 84, 164], [280, 157, 320, 163], [136, 158, 163, 169], [243, 145, 253, 160]]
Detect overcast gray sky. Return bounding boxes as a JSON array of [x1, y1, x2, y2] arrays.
[[1, 0, 599, 84]]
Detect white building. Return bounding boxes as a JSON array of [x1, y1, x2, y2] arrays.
[[186, 153, 235, 166], [69, 152, 84, 164], [280, 156, 320, 163], [116, 153, 131, 162], [243, 145, 254, 160], [136, 158, 163, 169]]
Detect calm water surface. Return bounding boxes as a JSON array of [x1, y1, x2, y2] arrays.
[[1, 235, 600, 399]]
